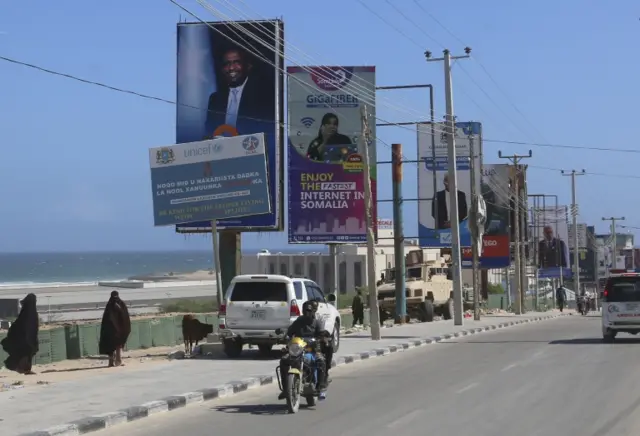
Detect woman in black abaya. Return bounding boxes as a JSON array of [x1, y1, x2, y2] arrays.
[[99, 290, 131, 367], [1, 293, 39, 374]]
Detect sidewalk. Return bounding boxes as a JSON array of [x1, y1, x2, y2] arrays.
[[7, 311, 567, 436]]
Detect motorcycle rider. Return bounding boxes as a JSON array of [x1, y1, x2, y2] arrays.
[[556, 286, 567, 312], [278, 300, 329, 400]]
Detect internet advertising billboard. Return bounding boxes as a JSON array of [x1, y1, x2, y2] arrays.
[[174, 20, 284, 233], [287, 66, 377, 243], [149, 134, 271, 226], [417, 121, 481, 248], [531, 206, 572, 278]]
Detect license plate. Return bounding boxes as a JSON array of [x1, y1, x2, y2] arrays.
[[627, 303, 639, 311], [251, 310, 266, 320]]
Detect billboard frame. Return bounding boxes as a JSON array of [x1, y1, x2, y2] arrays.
[[174, 19, 285, 234]]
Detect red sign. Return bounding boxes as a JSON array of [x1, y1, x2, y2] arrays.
[[462, 235, 510, 260]]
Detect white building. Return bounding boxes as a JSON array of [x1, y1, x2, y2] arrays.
[[241, 219, 442, 294]]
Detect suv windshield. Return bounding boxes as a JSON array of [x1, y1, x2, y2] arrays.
[[230, 281, 288, 302], [606, 276, 640, 302]]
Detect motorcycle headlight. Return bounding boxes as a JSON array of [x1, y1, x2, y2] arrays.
[[288, 343, 303, 357]]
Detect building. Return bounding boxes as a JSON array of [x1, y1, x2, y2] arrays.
[[241, 219, 443, 294]]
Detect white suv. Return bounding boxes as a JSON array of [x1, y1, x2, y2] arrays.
[[601, 272, 640, 342], [218, 274, 342, 358]]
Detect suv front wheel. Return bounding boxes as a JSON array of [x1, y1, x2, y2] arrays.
[[602, 328, 617, 343]]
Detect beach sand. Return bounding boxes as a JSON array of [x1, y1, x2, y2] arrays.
[[0, 345, 184, 392]]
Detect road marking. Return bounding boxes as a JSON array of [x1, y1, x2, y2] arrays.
[[455, 382, 478, 394], [501, 363, 518, 372], [387, 409, 423, 428]]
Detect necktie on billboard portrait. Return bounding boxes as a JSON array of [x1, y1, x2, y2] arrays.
[[226, 88, 239, 127]]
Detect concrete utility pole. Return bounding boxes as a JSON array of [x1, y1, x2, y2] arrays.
[[361, 105, 381, 340], [562, 170, 585, 295], [602, 216, 625, 271], [425, 47, 471, 326], [468, 132, 480, 321], [498, 151, 532, 315], [211, 220, 224, 307]]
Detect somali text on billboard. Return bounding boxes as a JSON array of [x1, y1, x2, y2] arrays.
[[417, 121, 481, 248], [286, 66, 377, 243], [149, 134, 271, 226], [530, 206, 571, 278], [174, 20, 284, 233]]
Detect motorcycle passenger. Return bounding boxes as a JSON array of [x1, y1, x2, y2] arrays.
[[577, 291, 585, 313], [556, 286, 567, 312], [278, 301, 329, 400]]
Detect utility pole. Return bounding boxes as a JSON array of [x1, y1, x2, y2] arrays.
[[361, 105, 381, 340], [425, 47, 471, 326], [602, 216, 625, 271], [392, 143, 407, 323], [468, 132, 480, 320], [562, 170, 585, 296], [498, 150, 533, 315]]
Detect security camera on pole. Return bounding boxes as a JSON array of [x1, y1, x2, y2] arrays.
[[425, 47, 471, 326]]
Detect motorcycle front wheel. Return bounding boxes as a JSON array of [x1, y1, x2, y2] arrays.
[[286, 373, 301, 413]]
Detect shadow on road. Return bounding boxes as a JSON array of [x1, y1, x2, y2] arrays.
[[213, 403, 304, 415], [550, 337, 640, 345], [442, 340, 550, 344]]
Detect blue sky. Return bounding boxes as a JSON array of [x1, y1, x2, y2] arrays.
[[1, 0, 638, 252]]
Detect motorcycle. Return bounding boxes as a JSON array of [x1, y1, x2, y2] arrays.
[[275, 330, 324, 413]]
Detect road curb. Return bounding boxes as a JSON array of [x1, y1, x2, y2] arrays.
[[20, 313, 568, 436]]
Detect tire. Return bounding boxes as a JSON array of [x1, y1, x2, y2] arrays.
[[443, 298, 454, 320], [223, 339, 243, 358], [305, 395, 316, 407], [331, 322, 340, 353], [602, 329, 616, 343], [257, 344, 272, 356], [419, 301, 435, 322], [286, 373, 300, 413]]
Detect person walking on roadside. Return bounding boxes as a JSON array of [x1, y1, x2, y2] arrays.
[[556, 286, 567, 313], [351, 289, 365, 327], [1, 293, 39, 375], [99, 291, 131, 367]]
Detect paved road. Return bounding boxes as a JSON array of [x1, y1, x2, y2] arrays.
[[95, 314, 640, 436]]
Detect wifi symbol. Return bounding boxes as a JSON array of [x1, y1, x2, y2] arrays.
[[300, 117, 315, 128]]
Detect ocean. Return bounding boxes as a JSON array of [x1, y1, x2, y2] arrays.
[[0, 249, 315, 289]]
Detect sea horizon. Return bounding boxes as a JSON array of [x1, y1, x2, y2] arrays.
[[0, 248, 330, 289]]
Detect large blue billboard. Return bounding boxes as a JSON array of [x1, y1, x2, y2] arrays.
[[174, 20, 284, 232], [149, 134, 271, 227]]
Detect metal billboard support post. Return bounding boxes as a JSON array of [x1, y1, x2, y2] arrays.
[[561, 169, 586, 296], [602, 216, 625, 271], [468, 133, 480, 321], [391, 143, 407, 323], [361, 105, 381, 340], [211, 220, 224, 307], [426, 48, 471, 326], [498, 151, 532, 315], [328, 244, 339, 307]]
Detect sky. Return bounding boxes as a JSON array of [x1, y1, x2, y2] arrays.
[[0, 0, 639, 252]]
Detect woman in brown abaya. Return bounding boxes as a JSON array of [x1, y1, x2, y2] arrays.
[[1, 293, 39, 374], [99, 290, 131, 367]]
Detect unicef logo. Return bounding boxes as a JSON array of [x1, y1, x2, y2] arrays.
[[212, 142, 223, 153], [242, 136, 260, 152], [310, 67, 353, 91]]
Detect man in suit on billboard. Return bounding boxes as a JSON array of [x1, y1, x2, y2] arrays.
[[431, 173, 468, 229], [204, 47, 274, 136], [538, 225, 567, 268]]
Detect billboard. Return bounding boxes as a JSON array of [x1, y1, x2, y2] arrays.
[[461, 164, 511, 268], [418, 121, 481, 247], [287, 66, 377, 243], [149, 134, 271, 226], [531, 206, 572, 278], [462, 235, 510, 268], [174, 20, 284, 233], [568, 223, 588, 249]]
